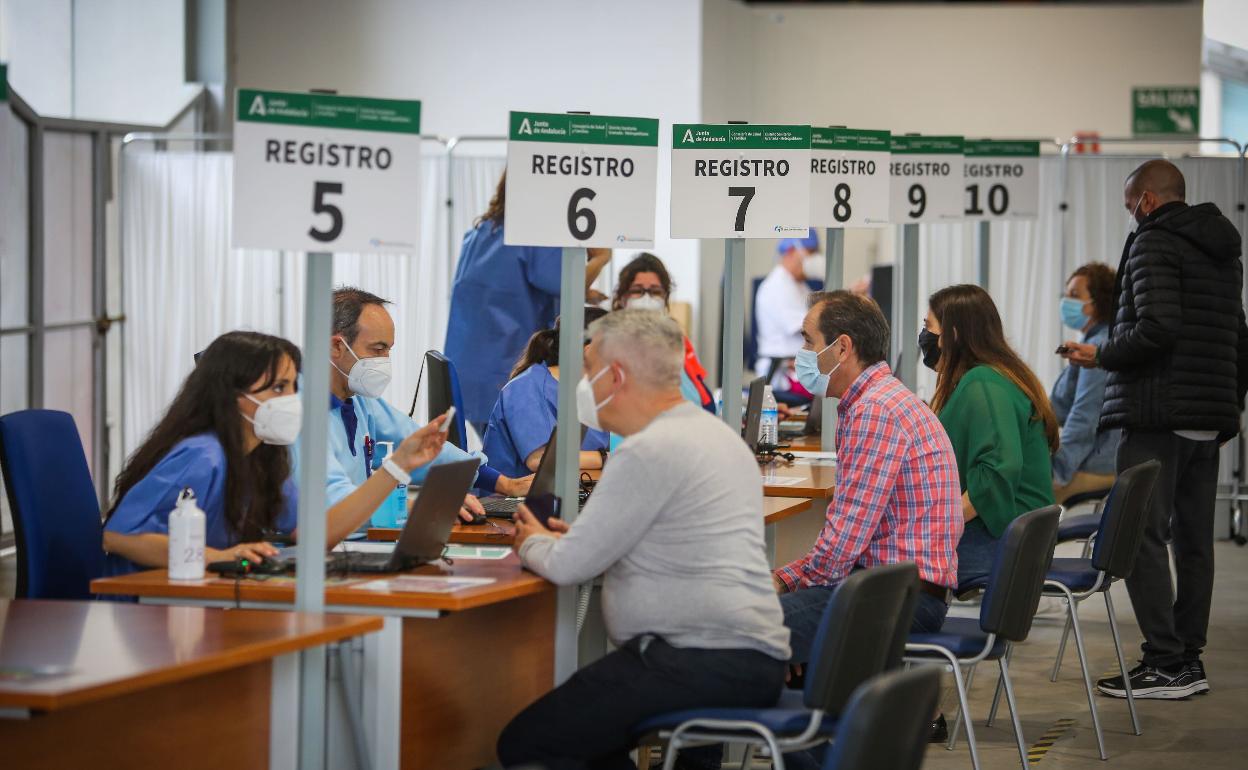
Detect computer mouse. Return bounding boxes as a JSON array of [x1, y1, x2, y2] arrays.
[[463, 512, 488, 526]]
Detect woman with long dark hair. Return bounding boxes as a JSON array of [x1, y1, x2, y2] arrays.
[[919, 284, 1058, 587], [103, 331, 448, 575], [444, 172, 613, 436], [480, 308, 610, 478]]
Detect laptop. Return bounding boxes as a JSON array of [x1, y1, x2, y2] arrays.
[[342, 459, 478, 573], [780, 397, 822, 440], [481, 425, 588, 518], [742, 377, 765, 452]]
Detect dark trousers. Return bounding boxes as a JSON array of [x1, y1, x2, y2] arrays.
[[1117, 430, 1220, 669], [497, 635, 785, 770]]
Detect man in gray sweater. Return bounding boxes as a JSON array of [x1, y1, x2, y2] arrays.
[[497, 310, 790, 770]]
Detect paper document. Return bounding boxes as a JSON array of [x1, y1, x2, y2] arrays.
[[444, 545, 511, 560], [337, 542, 395, 555], [762, 476, 804, 487], [351, 575, 497, 593]]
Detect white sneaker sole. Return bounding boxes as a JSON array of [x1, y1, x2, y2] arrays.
[[1097, 681, 1204, 699]]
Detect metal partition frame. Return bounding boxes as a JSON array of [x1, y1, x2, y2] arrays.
[[0, 86, 207, 512]]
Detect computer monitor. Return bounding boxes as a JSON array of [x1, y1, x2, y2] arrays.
[[742, 376, 765, 451], [424, 351, 465, 449], [529, 423, 589, 498]]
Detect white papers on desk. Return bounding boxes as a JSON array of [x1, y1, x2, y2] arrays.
[[762, 476, 804, 487], [444, 545, 511, 560], [351, 576, 497, 593], [337, 542, 395, 555]]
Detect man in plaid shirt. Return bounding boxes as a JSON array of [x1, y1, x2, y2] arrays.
[[775, 291, 963, 666]]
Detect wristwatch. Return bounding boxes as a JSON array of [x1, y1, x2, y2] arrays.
[[597, 448, 609, 468]]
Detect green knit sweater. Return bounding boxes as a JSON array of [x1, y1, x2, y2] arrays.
[[937, 365, 1056, 538]]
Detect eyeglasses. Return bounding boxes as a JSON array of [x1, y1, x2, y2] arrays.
[[625, 287, 666, 299]]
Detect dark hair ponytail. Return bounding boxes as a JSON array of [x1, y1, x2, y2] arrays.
[[106, 330, 302, 542], [508, 307, 609, 380]]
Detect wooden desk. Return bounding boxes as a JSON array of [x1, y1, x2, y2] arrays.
[[0, 599, 380, 770], [784, 433, 826, 452], [92, 555, 554, 770], [367, 496, 814, 546], [762, 459, 837, 498]]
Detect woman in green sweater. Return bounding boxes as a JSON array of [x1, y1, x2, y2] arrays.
[[919, 284, 1058, 588]]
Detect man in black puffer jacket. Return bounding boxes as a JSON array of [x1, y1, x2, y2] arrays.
[[1063, 159, 1248, 700]]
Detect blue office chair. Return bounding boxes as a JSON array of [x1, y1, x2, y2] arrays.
[[0, 409, 104, 599], [1049, 485, 1113, 681], [820, 667, 942, 770], [634, 562, 919, 770], [1031, 460, 1160, 761], [905, 506, 1061, 770]]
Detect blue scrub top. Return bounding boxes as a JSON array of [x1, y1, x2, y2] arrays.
[[103, 433, 299, 576], [290, 393, 483, 509], [444, 221, 563, 426], [481, 363, 609, 478]]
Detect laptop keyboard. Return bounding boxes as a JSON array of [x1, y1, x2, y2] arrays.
[[481, 497, 520, 516]]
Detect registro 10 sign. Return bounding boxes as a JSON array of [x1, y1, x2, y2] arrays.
[[670, 124, 811, 239], [232, 89, 422, 253], [963, 140, 1040, 220], [504, 111, 659, 249]]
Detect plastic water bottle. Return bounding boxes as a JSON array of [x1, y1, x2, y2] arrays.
[[760, 385, 779, 448], [168, 487, 205, 580]]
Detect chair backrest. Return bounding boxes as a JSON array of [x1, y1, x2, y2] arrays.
[[980, 505, 1061, 642], [0, 410, 104, 599], [822, 667, 941, 770], [424, 351, 468, 450], [804, 562, 919, 714], [1091, 460, 1161, 578]]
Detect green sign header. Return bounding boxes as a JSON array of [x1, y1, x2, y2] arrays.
[[890, 135, 964, 155], [509, 111, 659, 146], [964, 140, 1041, 157], [236, 89, 421, 134], [673, 124, 811, 150], [811, 127, 890, 152], [1132, 86, 1199, 136]]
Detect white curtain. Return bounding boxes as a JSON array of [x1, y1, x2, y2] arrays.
[[917, 155, 1244, 400], [121, 142, 506, 459]]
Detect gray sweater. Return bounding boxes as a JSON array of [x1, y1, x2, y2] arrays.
[[519, 402, 791, 660]]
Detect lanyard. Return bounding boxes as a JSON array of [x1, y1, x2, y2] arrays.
[[363, 434, 374, 478]]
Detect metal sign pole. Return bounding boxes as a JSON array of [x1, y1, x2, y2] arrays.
[[295, 249, 333, 770], [821, 228, 844, 450], [553, 246, 586, 683], [977, 220, 991, 289], [720, 238, 747, 428], [897, 224, 920, 391]]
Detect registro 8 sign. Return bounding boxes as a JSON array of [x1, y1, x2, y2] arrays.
[[809, 127, 890, 228], [504, 111, 659, 249], [889, 135, 964, 224], [232, 89, 422, 253], [670, 124, 811, 239], [963, 140, 1041, 221]]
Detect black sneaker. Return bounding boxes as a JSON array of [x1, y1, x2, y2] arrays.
[[1185, 659, 1211, 695], [1096, 662, 1203, 699], [928, 713, 948, 743]]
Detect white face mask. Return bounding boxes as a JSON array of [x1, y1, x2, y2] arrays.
[[242, 393, 303, 446], [802, 253, 826, 281], [1127, 194, 1145, 234], [626, 294, 666, 313], [333, 338, 392, 399], [576, 364, 621, 432]]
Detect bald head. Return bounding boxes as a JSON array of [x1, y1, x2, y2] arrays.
[[1124, 159, 1185, 223]]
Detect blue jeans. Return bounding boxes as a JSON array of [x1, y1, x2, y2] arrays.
[[778, 583, 949, 770], [956, 520, 999, 590]]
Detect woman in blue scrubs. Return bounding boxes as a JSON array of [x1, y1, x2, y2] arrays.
[[481, 308, 610, 478], [445, 173, 612, 435], [102, 331, 449, 575]]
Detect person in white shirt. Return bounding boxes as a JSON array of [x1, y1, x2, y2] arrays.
[[755, 229, 820, 390]]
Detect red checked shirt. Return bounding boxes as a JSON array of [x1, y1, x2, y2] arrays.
[[776, 362, 962, 590]]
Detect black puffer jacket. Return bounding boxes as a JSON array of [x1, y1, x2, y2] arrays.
[[1098, 202, 1248, 438]]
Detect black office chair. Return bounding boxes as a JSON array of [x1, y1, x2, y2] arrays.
[[906, 506, 1061, 770], [820, 667, 942, 770], [1037, 460, 1161, 760], [635, 563, 920, 770]]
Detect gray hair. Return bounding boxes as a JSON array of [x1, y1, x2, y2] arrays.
[[588, 309, 683, 390]]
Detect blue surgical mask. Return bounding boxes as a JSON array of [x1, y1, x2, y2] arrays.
[[1060, 297, 1088, 330], [795, 339, 841, 397]]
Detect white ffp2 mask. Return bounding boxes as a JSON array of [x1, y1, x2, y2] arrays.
[[333, 339, 392, 398], [242, 393, 303, 446]]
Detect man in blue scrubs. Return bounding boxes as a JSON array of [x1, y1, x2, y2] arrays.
[[296, 287, 530, 524], [445, 175, 612, 434]]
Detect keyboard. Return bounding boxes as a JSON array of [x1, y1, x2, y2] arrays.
[[333, 552, 417, 574], [481, 497, 521, 517]]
